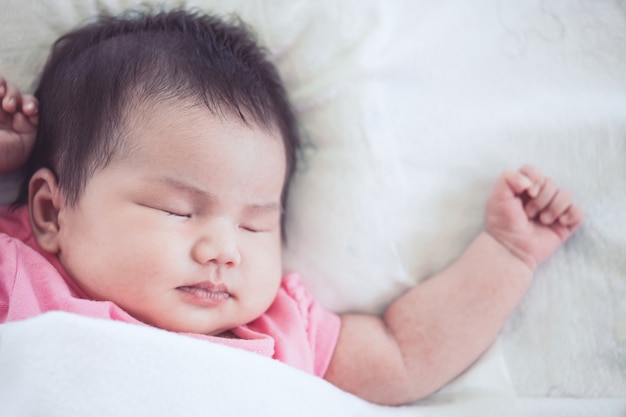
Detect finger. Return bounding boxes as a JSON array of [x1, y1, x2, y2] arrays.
[[21, 95, 39, 121], [12, 111, 37, 136], [0, 80, 8, 125], [27, 111, 39, 128], [1, 82, 21, 113], [537, 188, 572, 225], [558, 205, 584, 229], [0, 75, 6, 98], [22, 94, 39, 130], [502, 170, 533, 195], [525, 177, 557, 219], [519, 164, 545, 198]]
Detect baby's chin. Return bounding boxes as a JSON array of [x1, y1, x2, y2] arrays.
[[141, 314, 242, 337]]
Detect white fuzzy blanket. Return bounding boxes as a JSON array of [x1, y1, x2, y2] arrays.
[[0, 312, 623, 416], [1, 0, 625, 415]]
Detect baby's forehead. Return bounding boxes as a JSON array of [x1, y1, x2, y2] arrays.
[[115, 96, 286, 157], [127, 93, 277, 128]]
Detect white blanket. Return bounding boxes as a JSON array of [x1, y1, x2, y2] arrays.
[[1, 0, 625, 415], [0, 312, 623, 416]]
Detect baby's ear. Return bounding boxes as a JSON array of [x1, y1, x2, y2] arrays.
[[28, 168, 63, 254]]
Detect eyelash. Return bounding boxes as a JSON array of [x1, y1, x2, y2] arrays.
[[151, 205, 268, 232], [163, 209, 192, 218], [164, 212, 264, 232], [239, 225, 263, 233]]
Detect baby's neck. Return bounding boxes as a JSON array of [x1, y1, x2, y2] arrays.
[[215, 330, 240, 339]]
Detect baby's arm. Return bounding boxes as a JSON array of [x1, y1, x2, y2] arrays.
[[0, 76, 38, 173], [324, 165, 583, 405]]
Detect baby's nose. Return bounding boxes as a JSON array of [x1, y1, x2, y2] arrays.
[[191, 220, 241, 267]]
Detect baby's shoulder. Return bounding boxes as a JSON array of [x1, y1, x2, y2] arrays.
[[278, 273, 313, 309], [0, 205, 32, 242]]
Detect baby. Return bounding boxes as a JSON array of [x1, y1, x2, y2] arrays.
[[0, 9, 583, 406]]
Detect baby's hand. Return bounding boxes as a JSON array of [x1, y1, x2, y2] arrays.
[[485, 165, 584, 270], [0, 76, 38, 173]]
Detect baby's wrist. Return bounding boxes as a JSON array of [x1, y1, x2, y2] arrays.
[[482, 231, 537, 273]]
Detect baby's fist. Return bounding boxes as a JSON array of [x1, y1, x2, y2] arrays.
[[485, 165, 584, 270], [0, 76, 39, 173]]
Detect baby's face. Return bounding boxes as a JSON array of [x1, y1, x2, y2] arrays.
[[54, 101, 286, 335]]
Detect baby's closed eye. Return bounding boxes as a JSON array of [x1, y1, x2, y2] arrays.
[[136, 201, 193, 219], [238, 213, 280, 234]]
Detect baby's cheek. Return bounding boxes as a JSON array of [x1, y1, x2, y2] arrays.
[[59, 248, 110, 301], [114, 242, 173, 284], [57, 229, 98, 280]]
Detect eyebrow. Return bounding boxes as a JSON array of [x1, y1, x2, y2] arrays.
[[249, 201, 283, 213], [158, 176, 215, 200], [156, 176, 281, 212]]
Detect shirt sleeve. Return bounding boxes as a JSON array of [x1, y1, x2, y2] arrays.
[[0, 206, 32, 322], [0, 234, 18, 322], [282, 274, 342, 377]]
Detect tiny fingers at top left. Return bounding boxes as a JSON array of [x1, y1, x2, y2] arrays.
[[21, 95, 39, 117], [0, 81, 21, 113]]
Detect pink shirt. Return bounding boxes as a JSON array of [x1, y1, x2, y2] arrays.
[[0, 206, 341, 377]]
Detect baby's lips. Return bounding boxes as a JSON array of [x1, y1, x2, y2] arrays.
[[178, 280, 230, 293]]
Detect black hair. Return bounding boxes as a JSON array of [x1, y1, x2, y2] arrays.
[[15, 8, 300, 227]]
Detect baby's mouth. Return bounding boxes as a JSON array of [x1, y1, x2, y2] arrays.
[[177, 285, 230, 300], [177, 281, 231, 303]]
